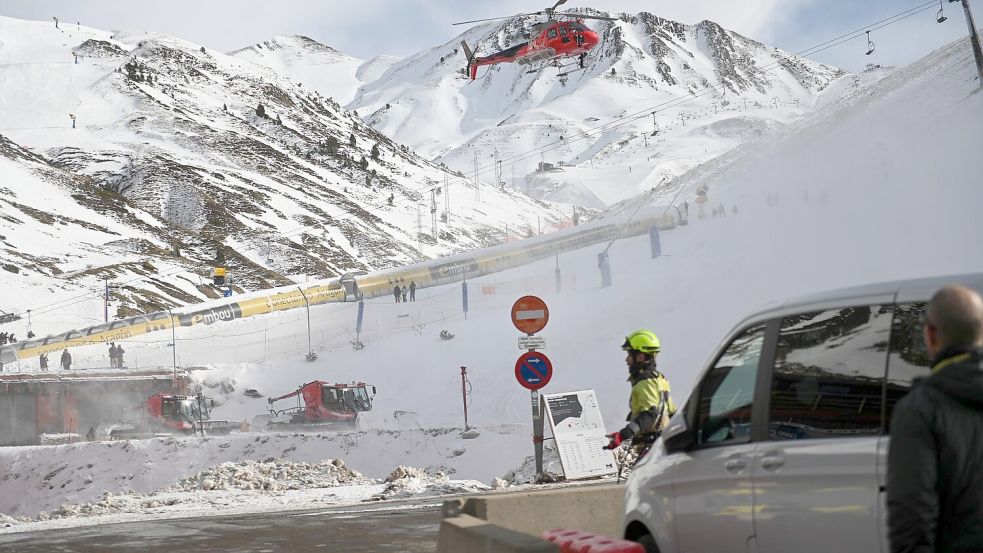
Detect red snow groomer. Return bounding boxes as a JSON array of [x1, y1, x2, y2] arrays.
[[108, 393, 238, 439], [260, 381, 375, 429]]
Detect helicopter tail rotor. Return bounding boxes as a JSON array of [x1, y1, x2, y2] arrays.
[[460, 40, 479, 80]]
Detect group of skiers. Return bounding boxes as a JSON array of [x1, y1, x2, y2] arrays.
[[0, 332, 16, 345], [393, 280, 417, 303]]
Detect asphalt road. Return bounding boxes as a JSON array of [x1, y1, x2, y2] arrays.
[[0, 501, 441, 552]]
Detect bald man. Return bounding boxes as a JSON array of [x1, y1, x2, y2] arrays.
[[888, 285, 983, 553]]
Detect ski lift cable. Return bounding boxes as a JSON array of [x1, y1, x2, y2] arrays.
[[24, 264, 190, 318]]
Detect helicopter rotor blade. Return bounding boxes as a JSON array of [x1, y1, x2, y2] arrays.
[[452, 12, 541, 25], [551, 0, 568, 11]]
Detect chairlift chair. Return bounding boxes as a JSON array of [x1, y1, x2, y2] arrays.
[[865, 31, 875, 56], [937, 0, 947, 23]]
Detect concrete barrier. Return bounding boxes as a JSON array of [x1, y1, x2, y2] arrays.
[[441, 484, 625, 541], [437, 514, 560, 553]]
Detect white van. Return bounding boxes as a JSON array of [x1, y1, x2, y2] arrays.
[[622, 272, 983, 553]]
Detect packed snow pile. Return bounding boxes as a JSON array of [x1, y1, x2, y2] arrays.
[[167, 458, 365, 492], [496, 443, 566, 486], [377, 465, 489, 500]]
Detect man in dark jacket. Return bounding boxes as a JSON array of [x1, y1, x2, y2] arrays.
[[888, 284, 983, 553]]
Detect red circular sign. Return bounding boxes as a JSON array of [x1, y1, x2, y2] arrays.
[[515, 351, 553, 390], [511, 295, 549, 334]]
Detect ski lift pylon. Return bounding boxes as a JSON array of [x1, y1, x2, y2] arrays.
[[865, 30, 875, 56]]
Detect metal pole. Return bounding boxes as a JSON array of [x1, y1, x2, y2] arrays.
[[532, 389, 544, 479], [460, 366, 469, 430], [167, 308, 177, 381], [957, 0, 983, 88], [554, 249, 561, 293], [104, 279, 109, 322], [297, 287, 313, 360]]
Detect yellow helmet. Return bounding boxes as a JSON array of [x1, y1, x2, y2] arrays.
[[622, 329, 661, 354]]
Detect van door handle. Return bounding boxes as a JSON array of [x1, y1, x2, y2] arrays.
[[724, 457, 746, 472], [761, 452, 785, 470]]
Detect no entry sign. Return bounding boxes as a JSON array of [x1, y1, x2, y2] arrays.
[[511, 295, 549, 334], [515, 351, 553, 390]]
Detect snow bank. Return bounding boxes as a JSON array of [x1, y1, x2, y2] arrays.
[[167, 458, 363, 492], [0, 425, 532, 522]]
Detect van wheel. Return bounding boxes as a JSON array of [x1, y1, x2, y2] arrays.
[[636, 534, 658, 553]]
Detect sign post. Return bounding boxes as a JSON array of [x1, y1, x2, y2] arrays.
[[511, 295, 551, 479]]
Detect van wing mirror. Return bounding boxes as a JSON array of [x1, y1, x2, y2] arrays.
[[662, 414, 694, 453]]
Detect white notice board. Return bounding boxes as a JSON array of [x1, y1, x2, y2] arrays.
[[542, 389, 617, 480]]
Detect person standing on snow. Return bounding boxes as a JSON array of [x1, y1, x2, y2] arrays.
[[60, 349, 72, 370], [888, 285, 983, 552], [393, 283, 401, 303], [604, 330, 676, 459], [108, 343, 117, 368], [39, 352, 48, 371], [409, 281, 417, 302]]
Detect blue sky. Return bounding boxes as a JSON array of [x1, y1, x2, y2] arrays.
[[0, 0, 979, 71]]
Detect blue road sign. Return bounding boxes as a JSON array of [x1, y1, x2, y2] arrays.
[[515, 351, 553, 390]]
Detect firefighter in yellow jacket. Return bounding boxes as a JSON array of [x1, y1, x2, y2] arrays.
[[604, 329, 676, 455]]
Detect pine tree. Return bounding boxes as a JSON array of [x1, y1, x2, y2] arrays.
[[222, 103, 227, 111], [349, 133, 356, 147], [359, 156, 369, 170], [276, 114, 282, 125], [256, 103, 266, 118], [370, 143, 380, 159], [323, 135, 339, 154]]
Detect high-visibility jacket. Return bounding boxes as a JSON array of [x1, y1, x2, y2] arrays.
[[629, 368, 676, 436]]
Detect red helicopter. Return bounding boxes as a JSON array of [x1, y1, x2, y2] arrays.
[[454, 0, 616, 80]]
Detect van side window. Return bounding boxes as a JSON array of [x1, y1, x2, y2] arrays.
[[885, 302, 931, 431], [695, 324, 765, 446], [768, 306, 892, 440]]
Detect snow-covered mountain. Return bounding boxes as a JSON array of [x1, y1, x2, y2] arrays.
[[347, 10, 847, 207], [0, 16, 573, 321], [229, 35, 400, 105]]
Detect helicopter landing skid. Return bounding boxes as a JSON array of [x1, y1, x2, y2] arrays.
[[557, 66, 585, 78]]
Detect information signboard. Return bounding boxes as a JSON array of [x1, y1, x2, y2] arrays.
[[541, 389, 617, 480]]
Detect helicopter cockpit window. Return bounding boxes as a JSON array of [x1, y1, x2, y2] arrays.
[[559, 26, 568, 35], [548, 28, 557, 38]]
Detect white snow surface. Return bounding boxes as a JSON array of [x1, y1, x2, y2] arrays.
[[229, 35, 371, 105], [0, 29, 982, 534]]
